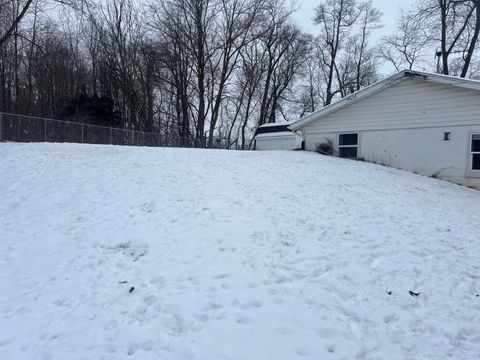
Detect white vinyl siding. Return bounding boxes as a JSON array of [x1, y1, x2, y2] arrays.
[[305, 126, 480, 187], [300, 78, 480, 188], [302, 79, 480, 134], [255, 134, 297, 151]]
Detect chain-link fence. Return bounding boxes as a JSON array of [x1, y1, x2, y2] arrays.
[[0, 112, 195, 148]]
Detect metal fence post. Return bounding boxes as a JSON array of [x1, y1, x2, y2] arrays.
[[81, 124, 84, 143], [0, 113, 3, 142], [44, 119, 47, 142], [109, 127, 113, 145]]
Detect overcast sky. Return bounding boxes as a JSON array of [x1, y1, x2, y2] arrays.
[[294, 0, 416, 39]]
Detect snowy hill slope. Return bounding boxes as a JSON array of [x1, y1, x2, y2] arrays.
[[1, 143, 480, 360]]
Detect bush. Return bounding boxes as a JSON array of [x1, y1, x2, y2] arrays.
[[315, 139, 335, 156]]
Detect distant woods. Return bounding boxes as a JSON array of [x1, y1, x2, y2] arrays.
[[1, 0, 480, 148]]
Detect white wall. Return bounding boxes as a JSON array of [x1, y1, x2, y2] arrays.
[[301, 79, 480, 188], [305, 126, 480, 188], [255, 134, 298, 151], [304, 132, 337, 152], [362, 126, 480, 187], [303, 78, 480, 134]]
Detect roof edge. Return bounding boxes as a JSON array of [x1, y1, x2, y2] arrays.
[[289, 69, 480, 131]]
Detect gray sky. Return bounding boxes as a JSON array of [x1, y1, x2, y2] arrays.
[[294, 0, 416, 39]]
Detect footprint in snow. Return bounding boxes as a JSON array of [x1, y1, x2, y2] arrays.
[[370, 259, 380, 269], [349, 322, 363, 340], [127, 343, 137, 356], [316, 328, 338, 338], [275, 327, 291, 335], [236, 315, 251, 324], [0, 338, 12, 347], [105, 343, 117, 354], [203, 302, 223, 311], [326, 344, 336, 353], [239, 300, 262, 310], [139, 201, 155, 213], [212, 273, 229, 280], [149, 276, 165, 286], [295, 348, 309, 356], [383, 313, 399, 324], [127, 341, 153, 356], [111, 241, 149, 261], [196, 313, 209, 322]]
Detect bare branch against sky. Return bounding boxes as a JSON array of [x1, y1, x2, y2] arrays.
[[293, 0, 417, 73], [294, 0, 416, 39]]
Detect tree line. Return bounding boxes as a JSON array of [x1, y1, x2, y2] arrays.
[[1, 0, 480, 148]]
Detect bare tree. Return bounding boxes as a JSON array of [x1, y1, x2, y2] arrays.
[[351, 0, 381, 91], [92, 0, 143, 129], [150, 1, 194, 142], [461, 0, 480, 77], [380, 10, 429, 72], [312, 0, 381, 105], [235, 40, 265, 149], [0, 0, 33, 48], [206, 0, 265, 147], [314, 0, 359, 105], [0, 0, 387, 148], [416, 0, 479, 76], [0, 0, 89, 47]]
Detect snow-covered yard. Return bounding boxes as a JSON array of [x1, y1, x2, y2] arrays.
[[1, 143, 480, 360]]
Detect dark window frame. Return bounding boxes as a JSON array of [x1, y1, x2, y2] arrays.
[[338, 133, 359, 158], [471, 134, 480, 171]]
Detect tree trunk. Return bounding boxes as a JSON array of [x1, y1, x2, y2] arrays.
[[461, 1, 480, 77]]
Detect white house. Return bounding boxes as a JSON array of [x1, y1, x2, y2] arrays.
[[253, 123, 303, 151], [288, 70, 480, 189]]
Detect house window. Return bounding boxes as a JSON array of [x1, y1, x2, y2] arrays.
[[338, 133, 358, 158], [472, 134, 480, 170]]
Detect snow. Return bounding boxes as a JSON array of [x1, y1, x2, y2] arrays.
[[255, 131, 295, 138], [1, 143, 480, 360], [258, 121, 290, 127]]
